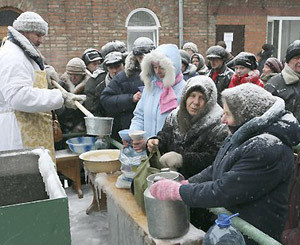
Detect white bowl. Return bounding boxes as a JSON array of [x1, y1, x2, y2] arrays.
[[129, 130, 146, 140]]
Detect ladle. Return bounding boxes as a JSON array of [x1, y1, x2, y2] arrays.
[[51, 80, 94, 117]]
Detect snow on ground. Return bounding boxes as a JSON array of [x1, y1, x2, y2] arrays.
[[66, 184, 110, 245]]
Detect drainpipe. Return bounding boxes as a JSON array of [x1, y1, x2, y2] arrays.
[[179, 0, 183, 48]]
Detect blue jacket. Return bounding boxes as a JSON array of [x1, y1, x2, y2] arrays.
[[180, 98, 300, 244], [130, 44, 186, 138]]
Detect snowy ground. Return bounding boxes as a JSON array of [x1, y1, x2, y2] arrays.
[[66, 184, 110, 245]]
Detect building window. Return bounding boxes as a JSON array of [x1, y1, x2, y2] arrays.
[[126, 8, 160, 51], [267, 16, 300, 61]]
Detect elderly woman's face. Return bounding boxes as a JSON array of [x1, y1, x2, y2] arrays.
[[186, 91, 206, 116], [221, 101, 237, 126], [153, 64, 165, 79]]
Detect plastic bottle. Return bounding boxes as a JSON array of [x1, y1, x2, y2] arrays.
[[203, 213, 246, 245]]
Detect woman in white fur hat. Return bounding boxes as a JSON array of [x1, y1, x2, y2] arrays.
[[0, 11, 85, 160], [129, 44, 186, 152]]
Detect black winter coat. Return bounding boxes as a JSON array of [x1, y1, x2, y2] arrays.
[[265, 73, 300, 123], [208, 64, 234, 106], [180, 98, 300, 244], [100, 70, 143, 141], [157, 105, 227, 179], [84, 70, 107, 116]]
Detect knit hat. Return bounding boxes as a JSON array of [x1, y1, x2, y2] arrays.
[[179, 49, 191, 65], [206, 45, 228, 60], [183, 42, 198, 53], [286, 40, 300, 63], [132, 37, 155, 56], [66, 58, 86, 75], [233, 52, 258, 70], [13, 12, 48, 36], [81, 48, 102, 65], [222, 83, 276, 126], [264, 57, 283, 73], [104, 51, 123, 65]]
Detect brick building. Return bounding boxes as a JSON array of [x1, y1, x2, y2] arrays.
[[0, 0, 299, 74]]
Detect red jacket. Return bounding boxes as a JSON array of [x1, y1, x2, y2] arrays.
[[229, 69, 264, 88]]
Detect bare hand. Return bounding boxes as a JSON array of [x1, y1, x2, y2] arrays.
[[122, 139, 130, 148], [147, 139, 159, 153], [133, 91, 142, 103], [132, 138, 146, 152]]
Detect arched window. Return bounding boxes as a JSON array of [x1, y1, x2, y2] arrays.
[[126, 8, 160, 51], [0, 9, 20, 41]]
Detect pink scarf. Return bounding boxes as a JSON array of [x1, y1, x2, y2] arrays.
[[156, 72, 183, 114]]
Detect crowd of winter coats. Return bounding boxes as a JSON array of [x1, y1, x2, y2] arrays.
[[46, 37, 300, 244], [50, 39, 286, 144]]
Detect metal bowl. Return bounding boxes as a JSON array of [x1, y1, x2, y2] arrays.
[[79, 149, 121, 173], [84, 117, 114, 136]]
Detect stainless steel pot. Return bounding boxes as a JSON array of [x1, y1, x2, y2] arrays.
[[144, 170, 189, 239], [146, 168, 184, 187], [84, 117, 113, 136]]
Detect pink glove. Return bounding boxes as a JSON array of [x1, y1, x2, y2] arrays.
[[150, 179, 182, 201], [180, 179, 189, 185]]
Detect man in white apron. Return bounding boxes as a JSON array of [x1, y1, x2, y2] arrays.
[[0, 11, 85, 160]]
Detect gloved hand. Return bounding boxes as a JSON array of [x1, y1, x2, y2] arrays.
[[159, 151, 183, 170], [62, 91, 86, 109], [150, 179, 182, 201]]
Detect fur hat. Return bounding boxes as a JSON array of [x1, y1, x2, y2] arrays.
[[132, 37, 155, 56], [13, 12, 48, 36], [104, 51, 123, 66], [286, 40, 300, 63], [222, 83, 276, 126], [100, 40, 127, 57], [82, 48, 102, 65], [233, 52, 258, 70], [183, 42, 198, 53], [66, 58, 86, 75], [179, 49, 191, 65], [206, 45, 228, 60], [264, 57, 283, 73]]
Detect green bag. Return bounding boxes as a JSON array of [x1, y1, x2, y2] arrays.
[[133, 150, 162, 212]]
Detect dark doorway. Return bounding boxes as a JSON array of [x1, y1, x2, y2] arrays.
[[216, 25, 245, 56], [0, 9, 20, 41]]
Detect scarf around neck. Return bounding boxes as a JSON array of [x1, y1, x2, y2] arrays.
[[156, 72, 183, 114], [7, 26, 44, 70], [282, 64, 300, 85]]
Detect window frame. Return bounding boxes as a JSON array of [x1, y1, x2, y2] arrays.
[[267, 16, 300, 61], [125, 8, 160, 51]]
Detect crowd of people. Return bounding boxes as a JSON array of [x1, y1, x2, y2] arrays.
[[1, 11, 300, 245]]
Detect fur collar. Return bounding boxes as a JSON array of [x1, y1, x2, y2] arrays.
[[140, 49, 176, 89], [7, 26, 44, 70], [124, 52, 141, 77], [60, 72, 89, 94], [230, 69, 262, 86], [282, 64, 300, 85]]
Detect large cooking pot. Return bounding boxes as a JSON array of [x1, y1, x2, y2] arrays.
[[144, 170, 190, 239], [84, 117, 113, 136]]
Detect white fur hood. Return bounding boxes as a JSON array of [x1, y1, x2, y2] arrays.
[[140, 44, 182, 89]]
